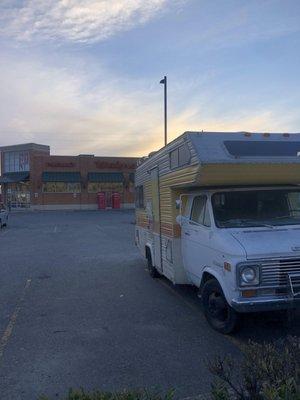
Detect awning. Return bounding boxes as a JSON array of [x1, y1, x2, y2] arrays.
[[42, 172, 81, 182], [0, 172, 29, 184], [88, 172, 124, 183]]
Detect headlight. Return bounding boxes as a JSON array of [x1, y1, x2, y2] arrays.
[[239, 265, 260, 286]]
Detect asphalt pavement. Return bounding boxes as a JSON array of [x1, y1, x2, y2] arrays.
[[0, 211, 298, 399]]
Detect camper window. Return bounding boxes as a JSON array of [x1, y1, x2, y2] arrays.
[[224, 140, 300, 158], [170, 149, 179, 169], [190, 196, 211, 227], [135, 185, 144, 208], [178, 145, 190, 166], [170, 144, 190, 169]]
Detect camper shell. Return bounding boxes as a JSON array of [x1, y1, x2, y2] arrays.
[[135, 131, 300, 332]]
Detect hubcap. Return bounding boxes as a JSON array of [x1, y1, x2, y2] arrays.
[[208, 291, 228, 322]]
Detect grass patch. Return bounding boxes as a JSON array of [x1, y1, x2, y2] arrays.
[[39, 389, 175, 400]]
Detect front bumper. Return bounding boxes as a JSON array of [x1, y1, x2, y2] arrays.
[[231, 295, 300, 313]]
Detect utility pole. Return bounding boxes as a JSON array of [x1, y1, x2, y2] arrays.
[[160, 76, 167, 146]]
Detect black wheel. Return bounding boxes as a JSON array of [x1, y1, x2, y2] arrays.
[[0, 219, 2, 229], [147, 252, 160, 278], [201, 279, 239, 334]]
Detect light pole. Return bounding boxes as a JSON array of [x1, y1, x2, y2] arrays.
[[160, 76, 167, 146]]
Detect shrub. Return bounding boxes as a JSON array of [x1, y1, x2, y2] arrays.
[[209, 336, 300, 400]]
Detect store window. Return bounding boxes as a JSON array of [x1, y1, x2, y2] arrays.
[[4, 151, 29, 172], [88, 182, 123, 193], [42, 182, 81, 193], [87, 172, 124, 193]]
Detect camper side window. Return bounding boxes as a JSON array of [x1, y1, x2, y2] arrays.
[[190, 196, 211, 227], [170, 144, 190, 169], [170, 149, 179, 169], [135, 185, 144, 208]]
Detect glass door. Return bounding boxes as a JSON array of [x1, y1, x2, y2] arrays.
[[6, 183, 30, 209]]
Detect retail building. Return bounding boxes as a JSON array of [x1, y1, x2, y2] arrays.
[[0, 143, 138, 210]]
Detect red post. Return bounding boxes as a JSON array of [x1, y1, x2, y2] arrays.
[[112, 192, 121, 209], [97, 192, 106, 210]]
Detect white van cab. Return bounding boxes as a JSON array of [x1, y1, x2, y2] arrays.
[[135, 132, 300, 333], [178, 186, 300, 332]]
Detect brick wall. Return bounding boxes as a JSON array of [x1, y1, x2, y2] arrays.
[[30, 154, 138, 210]]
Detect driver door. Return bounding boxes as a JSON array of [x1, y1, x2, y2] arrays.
[[181, 195, 212, 285]]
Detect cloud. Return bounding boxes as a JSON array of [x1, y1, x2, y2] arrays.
[[0, 54, 166, 156], [178, 1, 300, 52], [0, 0, 181, 43], [1, 52, 299, 159]]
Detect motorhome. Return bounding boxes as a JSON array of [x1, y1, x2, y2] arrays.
[[135, 131, 300, 333]]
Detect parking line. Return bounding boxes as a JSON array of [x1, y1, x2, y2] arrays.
[[0, 279, 31, 361]]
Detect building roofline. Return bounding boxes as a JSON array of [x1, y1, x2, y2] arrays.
[[0, 143, 50, 152], [34, 154, 139, 159]]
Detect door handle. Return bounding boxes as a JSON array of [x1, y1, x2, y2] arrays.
[[184, 232, 191, 236]]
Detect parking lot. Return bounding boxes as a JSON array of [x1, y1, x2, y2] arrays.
[[0, 211, 299, 400]]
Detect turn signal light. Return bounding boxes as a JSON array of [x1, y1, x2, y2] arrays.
[[241, 290, 257, 298], [224, 262, 231, 272]]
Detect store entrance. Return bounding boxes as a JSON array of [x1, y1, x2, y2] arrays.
[[6, 183, 30, 209]]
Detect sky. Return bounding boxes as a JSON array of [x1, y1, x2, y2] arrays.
[[0, 0, 300, 157]]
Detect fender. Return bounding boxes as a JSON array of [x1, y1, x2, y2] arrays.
[[145, 243, 155, 266], [201, 266, 232, 305]]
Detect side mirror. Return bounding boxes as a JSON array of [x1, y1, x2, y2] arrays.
[[176, 215, 182, 225], [175, 199, 181, 210]]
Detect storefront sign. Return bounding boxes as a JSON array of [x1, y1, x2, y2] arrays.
[[95, 161, 136, 170], [47, 162, 75, 168]]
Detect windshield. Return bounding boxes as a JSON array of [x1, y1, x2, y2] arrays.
[[212, 189, 300, 228]]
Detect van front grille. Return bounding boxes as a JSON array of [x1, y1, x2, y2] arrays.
[[261, 258, 300, 288]]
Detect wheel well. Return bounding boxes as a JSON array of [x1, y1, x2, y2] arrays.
[[199, 272, 216, 293], [145, 246, 151, 260]]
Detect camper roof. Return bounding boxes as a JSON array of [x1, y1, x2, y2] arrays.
[[186, 131, 300, 164]]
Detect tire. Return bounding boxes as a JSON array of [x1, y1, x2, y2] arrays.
[[201, 278, 239, 334], [0, 219, 2, 229], [147, 252, 160, 278]]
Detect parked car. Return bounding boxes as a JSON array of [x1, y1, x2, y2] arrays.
[[0, 204, 8, 228]]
